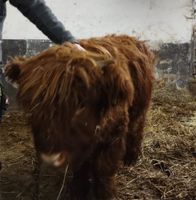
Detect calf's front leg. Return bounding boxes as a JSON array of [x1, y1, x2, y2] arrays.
[[92, 137, 125, 200]]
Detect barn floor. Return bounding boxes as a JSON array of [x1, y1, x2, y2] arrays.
[[0, 83, 196, 200]]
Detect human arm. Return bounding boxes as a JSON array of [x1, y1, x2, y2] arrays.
[[9, 0, 77, 44]]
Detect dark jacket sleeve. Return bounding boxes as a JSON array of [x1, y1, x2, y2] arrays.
[[9, 0, 77, 44]]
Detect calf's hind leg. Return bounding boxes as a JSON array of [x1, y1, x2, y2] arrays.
[[124, 114, 146, 166]]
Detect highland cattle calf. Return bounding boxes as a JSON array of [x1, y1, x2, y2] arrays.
[[5, 35, 154, 199]]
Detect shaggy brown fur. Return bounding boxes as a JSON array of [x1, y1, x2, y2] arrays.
[[5, 35, 154, 199]]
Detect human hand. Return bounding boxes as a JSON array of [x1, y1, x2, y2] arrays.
[[74, 43, 85, 51]]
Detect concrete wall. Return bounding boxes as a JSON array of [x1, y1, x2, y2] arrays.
[[3, 0, 192, 42]]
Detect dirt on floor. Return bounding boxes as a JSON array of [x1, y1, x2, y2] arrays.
[[0, 83, 196, 200]]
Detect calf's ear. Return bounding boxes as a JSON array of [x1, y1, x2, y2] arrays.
[[4, 61, 21, 83]]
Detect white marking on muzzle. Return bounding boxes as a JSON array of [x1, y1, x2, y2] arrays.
[[41, 153, 65, 167]]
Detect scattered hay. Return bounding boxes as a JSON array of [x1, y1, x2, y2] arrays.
[[116, 83, 196, 200]]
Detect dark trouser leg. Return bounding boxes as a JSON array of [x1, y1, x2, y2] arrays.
[[0, 89, 4, 124], [0, 80, 8, 124], [0, 109, 2, 124]]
